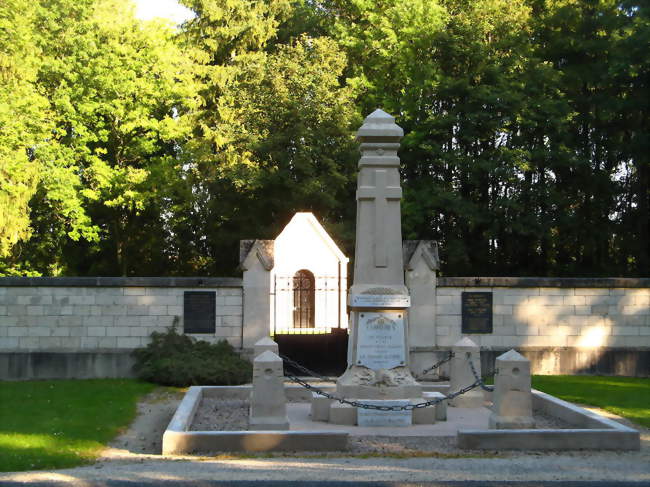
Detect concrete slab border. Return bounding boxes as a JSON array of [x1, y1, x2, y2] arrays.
[[162, 386, 348, 454], [457, 389, 640, 451]]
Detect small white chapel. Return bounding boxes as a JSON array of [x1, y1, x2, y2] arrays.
[[240, 212, 349, 335]]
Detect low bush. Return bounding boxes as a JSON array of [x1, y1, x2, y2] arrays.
[[133, 326, 252, 386]]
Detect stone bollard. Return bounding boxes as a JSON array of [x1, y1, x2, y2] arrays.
[[449, 337, 484, 408], [249, 350, 289, 430], [254, 336, 279, 358], [489, 349, 535, 429], [310, 393, 333, 422]]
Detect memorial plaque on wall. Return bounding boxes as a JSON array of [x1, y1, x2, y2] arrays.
[[461, 292, 493, 334], [357, 311, 406, 369], [184, 291, 216, 333]]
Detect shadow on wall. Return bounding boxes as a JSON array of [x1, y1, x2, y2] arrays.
[[480, 349, 649, 378], [505, 289, 649, 376]]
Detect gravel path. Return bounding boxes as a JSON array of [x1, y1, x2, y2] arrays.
[[1, 390, 648, 483]]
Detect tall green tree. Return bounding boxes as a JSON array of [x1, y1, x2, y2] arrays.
[[172, 0, 359, 275], [2, 0, 199, 276], [0, 0, 48, 266]]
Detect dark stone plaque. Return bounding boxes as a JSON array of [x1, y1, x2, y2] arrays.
[[184, 291, 216, 333], [461, 292, 493, 334]]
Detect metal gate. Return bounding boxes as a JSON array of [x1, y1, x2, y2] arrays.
[[271, 269, 348, 375]]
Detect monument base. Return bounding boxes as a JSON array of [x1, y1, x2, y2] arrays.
[[357, 400, 411, 426], [311, 394, 438, 427], [336, 365, 422, 400]]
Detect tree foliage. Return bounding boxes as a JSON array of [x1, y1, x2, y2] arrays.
[[0, 0, 48, 263], [0, 0, 647, 277]]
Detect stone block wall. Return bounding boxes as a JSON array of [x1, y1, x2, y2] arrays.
[[433, 278, 649, 350], [0, 277, 243, 379], [408, 277, 649, 377]]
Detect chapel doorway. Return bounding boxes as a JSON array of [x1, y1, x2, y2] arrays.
[[293, 269, 315, 328], [271, 270, 348, 376]]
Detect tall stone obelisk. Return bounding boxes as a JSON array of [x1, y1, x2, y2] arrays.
[[336, 109, 421, 400]]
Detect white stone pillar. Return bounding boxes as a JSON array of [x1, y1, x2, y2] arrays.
[[241, 241, 273, 349], [489, 349, 535, 429], [449, 337, 484, 408], [404, 240, 440, 379], [249, 350, 289, 430]]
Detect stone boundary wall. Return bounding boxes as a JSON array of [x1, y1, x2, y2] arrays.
[[437, 277, 649, 288], [0, 277, 243, 379], [433, 278, 650, 351]]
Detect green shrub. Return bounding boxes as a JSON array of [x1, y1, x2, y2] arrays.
[[132, 326, 252, 386]]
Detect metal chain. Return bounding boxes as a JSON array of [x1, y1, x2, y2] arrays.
[[469, 357, 495, 392], [421, 351, 454, 376], [283, 370, 482, 411], [279, 354, 337, 383]]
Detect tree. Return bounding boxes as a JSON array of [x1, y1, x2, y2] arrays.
[[0, 0, 48, 265], [2, 0, 199, 276], [171, 0, 359, 275]]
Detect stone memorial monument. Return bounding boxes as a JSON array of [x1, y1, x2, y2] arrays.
[[324, 109, 425, 425]]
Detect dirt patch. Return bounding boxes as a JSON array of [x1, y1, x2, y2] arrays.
[[101, 388, 184, 458]]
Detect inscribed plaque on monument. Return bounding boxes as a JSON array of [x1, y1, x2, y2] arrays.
[[350, 294, 410, 308], [357, 312, 405, 369], [357, 400, 411, 426], [461, 292, 493, 334], [183, 291, 216, 333]]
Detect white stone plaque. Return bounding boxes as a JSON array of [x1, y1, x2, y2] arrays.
[[357, 400, 411, 427], [357, 311, 406, 369], [350, 294, 410, 308]]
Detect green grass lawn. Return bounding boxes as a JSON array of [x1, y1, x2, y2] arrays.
[[0, 379, 155, 472], [531, 375, 650, 428]]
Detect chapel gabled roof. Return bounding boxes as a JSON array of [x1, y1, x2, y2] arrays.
[[276, 212, 348, 263]]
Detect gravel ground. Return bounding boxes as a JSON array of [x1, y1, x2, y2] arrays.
[[1, 390, 648, 484], [191, 398, 249, 431], [189, 398, 573, 449]]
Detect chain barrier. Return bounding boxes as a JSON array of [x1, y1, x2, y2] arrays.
[[421, 351, 454, 376], [279, 351, 484, 411], [469, 358, 495, 392], [284, 372, 482, 411], [279, 354, 337, 383]]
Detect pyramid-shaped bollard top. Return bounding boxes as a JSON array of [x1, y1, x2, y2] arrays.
[[495, 349, 531, 392], [453, 337, 479, 350], [496, 349, 529, 363], [254, 350, 282, 364], [356, 109, 404, 140], [254, 336, 279, 358]]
